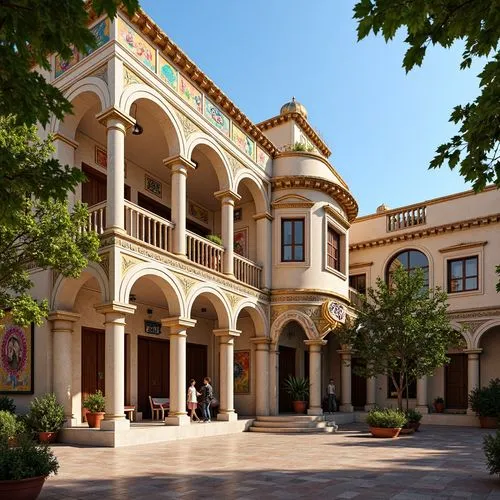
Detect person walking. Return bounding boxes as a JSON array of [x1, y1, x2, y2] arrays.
[[187, 379, 201, 422], [327, 378, 337, 414], [200, 376, 214, 422]]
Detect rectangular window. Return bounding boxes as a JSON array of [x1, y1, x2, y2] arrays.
[[281, 218, 305, 262], [447, 256, 478, 293], [349, 274, 366, 294], [327, 226, 340, 270]]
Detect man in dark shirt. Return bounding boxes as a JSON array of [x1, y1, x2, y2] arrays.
[[200, 376, 214, 422]]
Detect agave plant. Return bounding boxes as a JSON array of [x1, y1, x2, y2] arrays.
[[283, 375, 310, 401]]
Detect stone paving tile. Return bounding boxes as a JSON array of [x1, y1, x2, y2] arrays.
[[39, 424, 500, 499]]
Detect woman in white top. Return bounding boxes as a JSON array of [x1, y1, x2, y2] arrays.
[[187, 379, 201, 422]]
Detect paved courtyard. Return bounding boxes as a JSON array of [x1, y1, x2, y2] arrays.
[[41, 424, 500, 499]]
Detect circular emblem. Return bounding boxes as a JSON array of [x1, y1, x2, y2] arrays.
[[322, 300, 346, 325], [1, 325, 27, 376]]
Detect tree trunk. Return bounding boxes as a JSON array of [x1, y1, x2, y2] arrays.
[[397, 389, 403, 410]]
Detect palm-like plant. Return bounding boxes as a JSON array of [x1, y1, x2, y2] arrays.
[[283, 375, 310, 401]]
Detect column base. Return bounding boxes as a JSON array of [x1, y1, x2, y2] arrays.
[[100, 418, 130, 431], [416, 405, 429, 414], [63, 418, 77, 428], [339, 404, 354, 413], [217, 411, 238, 422], [165, 414, 191, 426], [466, 408, 477, 416], [307, 407, 323, 416], [364, 404, 376, 412]]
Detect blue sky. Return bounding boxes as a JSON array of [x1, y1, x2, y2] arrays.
[[139, 0, 482, 216]]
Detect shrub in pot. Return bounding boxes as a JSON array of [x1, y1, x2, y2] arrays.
[[433, 397, 445, 413], [405, 408, 423, 432], [0, 411, 24, 446], [83, 390, 106, 428], [483, 429, 500, 477], [25, 394, 66, 443], [283, 375, 309, 414], [206, 234, 223, 246], [366, 408, 406, 438], [469, 378, 500, 428], [0, 432, 59, 499], [0, 396, 16, 414]]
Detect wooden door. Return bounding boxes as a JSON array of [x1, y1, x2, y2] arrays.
[[446, 354, 468, 409], [186, 343, 208, 391], [81, 328, 105, 418], [137, 337, 170, 419], [278, 346, 296, 413], [351, 358, 367, 410]]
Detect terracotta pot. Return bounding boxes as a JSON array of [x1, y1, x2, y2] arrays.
[[86, 412, 105, 429], [409, 421, 421, 432], [434, 402, 445, 413], [292, 401, 307, 414], [0, 475, 46, 500], [39, 432, 58, 444], [369, 426, 401, 438], [8, 437, 18, 448], [479, 416, 498, 429], [399, 427, 415, 435]]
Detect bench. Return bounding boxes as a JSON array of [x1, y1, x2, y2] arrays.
[[124, 405, 136, 422], [149, 396, 169, 420]]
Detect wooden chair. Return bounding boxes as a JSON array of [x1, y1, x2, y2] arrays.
[[149, 396, 169, 420]]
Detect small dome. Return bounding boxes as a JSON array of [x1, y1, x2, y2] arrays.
[[376, 203, 390, 213], [280, 97, 308, 119]]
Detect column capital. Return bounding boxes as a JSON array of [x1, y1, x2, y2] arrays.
[[253, 212, 273, 222], [337, 349, 353, 356], [214, 189, 241, 204], [95, 106, 135, 129], [304, 339, 327, 348], [464, 348, 483, 355], [52, 133, 79, 149], [251, 337, 271, 348], [95, 301, 137, 316], [213, 328, 241, 341], [163, 155, 197, 172], [161, 316, 197, 333], [48, 310, 81, 323]]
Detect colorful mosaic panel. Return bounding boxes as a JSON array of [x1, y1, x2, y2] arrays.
[[86, 18, 110, 55], [117, 17, 156, 72], [256, 147, 268, 169], [54, 46, 80, 78], [158, 56, 178, 90], [231, 125, 255, 159], [234, 350, 250, 394], [204, 99, 230, 137], [179, 76, 203, 114], [188, 201, 209, 225]]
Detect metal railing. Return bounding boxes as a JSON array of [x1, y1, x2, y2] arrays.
[[234, 254, 262, 289], [186, 230, 224, 273]]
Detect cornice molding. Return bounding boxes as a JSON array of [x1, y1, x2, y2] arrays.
[[324, 205, 351, 230], [438, 241, 488, 254], [349, 261, 374, 269], [271, 175, 358, 222], [350, 213, 500, 251], [95, 106, 135, 128], [52, 133, 79, 149]]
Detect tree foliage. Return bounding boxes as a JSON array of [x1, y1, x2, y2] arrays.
[[337, 266, 462, 409], [354, 0, 500, 191], [0, 116, 100, 325]]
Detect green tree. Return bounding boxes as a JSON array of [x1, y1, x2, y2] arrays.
[[353, 0, 500, 192], [337, 266, 462, 410], [0, 116, 100, 326]]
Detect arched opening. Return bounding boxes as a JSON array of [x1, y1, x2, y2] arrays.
[[479, 324, 500, 388], [323, 329, 344, 410], [386, 249, 429, 287]]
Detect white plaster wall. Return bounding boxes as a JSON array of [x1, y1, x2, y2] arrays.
[[479, 326, 500, 386], [261, 122, 293, 150], [273, 154, 344, 186]]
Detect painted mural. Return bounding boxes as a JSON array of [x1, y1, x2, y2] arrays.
[[179, 76, 203, 114], [231, 125, 255, 160], [117, 17, 156, 71], [54, 46, 80, 78], [234, 351, 250, 394], [204, 99, 230, 137], [158, 56, 178, 90], [256, 147, 268, 169]]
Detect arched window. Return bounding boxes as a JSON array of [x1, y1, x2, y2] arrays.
[[386, 249, 429, 287]]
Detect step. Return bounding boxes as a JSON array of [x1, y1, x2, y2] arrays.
[[249, 426, 334, 434], [255, 415, 324, 423], [252, 420, 328, 429]]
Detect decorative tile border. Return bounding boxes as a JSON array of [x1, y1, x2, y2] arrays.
[[145, 174, 162, 198], [116, 17, 156, 71], [188, 200, 209, 225]]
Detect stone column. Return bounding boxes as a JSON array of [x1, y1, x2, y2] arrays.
[[251, 337, 271, 416], [96, 108, 134, 232], [305, 340, 327, 415], [416, 376, 429, 414], [214, 328, 241, 421], [215, 190, 241, 276], [337, 349, 353, 412], [163, 156, 196, 256], [48, 311, 80, 427], [253, 213, 273, 291], [465, 349, 482, 415], [162, 317, 197, 426], [365, 376, 377, 412], [269, 345, 279, 415], [95, 302, 136, 431]]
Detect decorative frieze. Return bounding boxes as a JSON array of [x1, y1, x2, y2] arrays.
[[121, 254, 145, 275]]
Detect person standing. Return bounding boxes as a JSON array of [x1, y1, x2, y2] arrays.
[[327, 378, 337, 414], [187, 379, 201, 422], [200, 376, 214, 422]]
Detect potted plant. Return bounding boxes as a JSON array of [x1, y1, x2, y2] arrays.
[[469, 378, 500, 428], [433, 397, 445, 413], [0, 396, 16, 414], [283, 375, 309, 414], [206, 234, 223, 246], [83, 390, 106, 429], [366, 408, 406, 438], [25, 394, 65, 443], [483, 430, 500, 477], [0, 411, 23, 447], [405, 408, 423, 432], [0, 433, 59, 499]]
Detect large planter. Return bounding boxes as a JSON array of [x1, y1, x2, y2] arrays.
[[292, 401, 307, 414], [86, 412, 105, 429], [399, 427, 415, 435], [409, 421, 421, 432], [479, 416, 498, 429], [434, 402, 445, 413], [0, 475, 46, 500], [369, 426, 402, 438], [38, 432, 57, 444]]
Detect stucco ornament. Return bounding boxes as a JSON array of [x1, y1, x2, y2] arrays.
[[322, 300, 346, 325]]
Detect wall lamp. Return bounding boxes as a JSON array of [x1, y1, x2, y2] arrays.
[[131, 103, 143, 136]]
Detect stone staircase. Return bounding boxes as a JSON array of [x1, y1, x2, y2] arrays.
[[249, 415, 337, 434]]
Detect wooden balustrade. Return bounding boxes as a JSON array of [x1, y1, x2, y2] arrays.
[[186, 231, 224, 273], [234, 254, 262, 289], [386, 205, 426, 232]]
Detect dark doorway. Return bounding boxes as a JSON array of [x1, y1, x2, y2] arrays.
[[445, 353, 468, 409], [81, 327, 105, 420], [278, 346, 296, 413], [351, 357, 367, 410], [137, 192, 171, 220], [82, 164, 131, 206], [186, 343, 208, 392]]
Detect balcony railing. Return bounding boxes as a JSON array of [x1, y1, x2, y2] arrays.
[[349, 287, 363, 309], [234, 254, 262, 289], [386, 205, 427, 232], [186, 230, 224, 274], [87, 201, 106, 235]]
